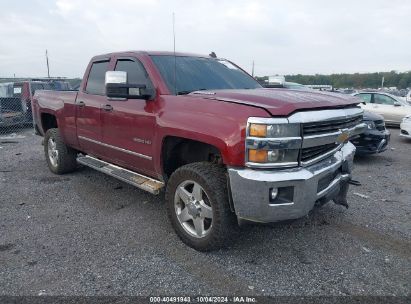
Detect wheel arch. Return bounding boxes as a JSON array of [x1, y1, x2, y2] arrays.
[[40, 112, 58, 133], [161, 136, 224, 179]]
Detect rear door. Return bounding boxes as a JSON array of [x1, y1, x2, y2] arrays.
[[372, 93, 401, 124], [76, 59, 111, 157], [100, 57, 157, 177]]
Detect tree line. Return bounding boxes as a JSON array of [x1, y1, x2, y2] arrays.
[[256, 71, 411, 89]]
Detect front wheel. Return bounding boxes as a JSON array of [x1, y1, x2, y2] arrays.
[[166, 162, 235, 251], [44, 128, 78, 174]]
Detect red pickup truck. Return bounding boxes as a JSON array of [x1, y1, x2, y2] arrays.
[[32, 51, 365, 251]]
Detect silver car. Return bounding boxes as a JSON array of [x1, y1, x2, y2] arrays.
[[353, 92, 411, 126]]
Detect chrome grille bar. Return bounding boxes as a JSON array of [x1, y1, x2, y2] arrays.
[[303, 116, 363, 136]]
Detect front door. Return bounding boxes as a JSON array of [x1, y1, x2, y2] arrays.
[[100, 57, 157, 177], [373, 93, 403, 124]]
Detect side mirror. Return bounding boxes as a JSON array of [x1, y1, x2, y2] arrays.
[[394, 101, 402, 107], [105, 71, 155, 100]]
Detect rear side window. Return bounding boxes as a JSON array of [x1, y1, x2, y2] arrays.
[[357, 93, 371, 103], [115, 59, 152, 87], [85, 61, 109, 95]]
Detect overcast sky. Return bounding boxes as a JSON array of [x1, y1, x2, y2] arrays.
[[0, 0, 410, 78]]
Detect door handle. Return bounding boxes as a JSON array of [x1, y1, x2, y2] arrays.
[[102, 104, 113, 112], [76, 100, 85, 107]]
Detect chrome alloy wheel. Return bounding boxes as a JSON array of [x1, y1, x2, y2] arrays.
[[174, 180, 213, 238], [47, 137, 58, 167]]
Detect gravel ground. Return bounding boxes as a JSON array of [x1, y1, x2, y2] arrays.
[[0, 128, 410, 296]]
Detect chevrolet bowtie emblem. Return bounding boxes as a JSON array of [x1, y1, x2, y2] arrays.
[[336, 129, 351, 144]]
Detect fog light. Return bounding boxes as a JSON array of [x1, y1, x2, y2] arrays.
[[269, 188, 278, 201]]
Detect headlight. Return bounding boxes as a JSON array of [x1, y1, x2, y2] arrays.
[[248, 148, 300, 164], [249, 123, 300, 138], [246, 120, 301, 168], [364, 121, 376, 129]]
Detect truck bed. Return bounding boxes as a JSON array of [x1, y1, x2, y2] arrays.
[[34, 90, 78, 111]]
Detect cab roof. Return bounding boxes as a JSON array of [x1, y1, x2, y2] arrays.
[[92, 51, 211, 61]]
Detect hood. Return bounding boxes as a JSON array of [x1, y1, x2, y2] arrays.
[[363, 111, 384, 121], [190, 88, 361, 116]]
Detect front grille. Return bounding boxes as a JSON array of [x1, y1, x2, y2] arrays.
[[301, 143, 338, 162], [303, 116, 363, 136]]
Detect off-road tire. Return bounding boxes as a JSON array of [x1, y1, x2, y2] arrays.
[[44, 128, 77, 174], [166, 162, 236, 251]]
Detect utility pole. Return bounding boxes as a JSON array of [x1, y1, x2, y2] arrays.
[[251, 60, 255, 77], [172, 13, 177, 95], [46, 49, 50, 78]]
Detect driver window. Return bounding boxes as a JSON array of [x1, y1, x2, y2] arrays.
[[115, 59, 152, 88], [357, 93, 371, 103], [374, 94, 395, 105]]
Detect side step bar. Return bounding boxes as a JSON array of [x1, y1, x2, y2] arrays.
[[77, 155, 164, 195]]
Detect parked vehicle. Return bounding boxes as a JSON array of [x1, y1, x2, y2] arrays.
[[32, 51, 365, 251], [353, 91, 411, 126], [262, 77, 310, 91], [0, 83, 25, 127], [350, 111, 390, 154], [338, 89, 358, 95], [13, 79, 72, 123], [266, 84, 390, 155], [264, 80, 310, 91], [400, 115, 411, 139], [405, 90, 411, 105]]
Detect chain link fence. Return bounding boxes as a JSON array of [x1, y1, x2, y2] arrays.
[[0, 79, 81, 141], [0, 81, 32, 140]]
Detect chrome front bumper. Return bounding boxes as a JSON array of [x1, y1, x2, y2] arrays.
[[228, 142, 356, 223]]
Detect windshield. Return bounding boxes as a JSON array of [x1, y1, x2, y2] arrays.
[[390, 94, 408, 105], [150, 55, 261, 95]]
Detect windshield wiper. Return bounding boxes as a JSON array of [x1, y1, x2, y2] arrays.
[[177, 88, 207, 95], [177, 90, 192, 95]]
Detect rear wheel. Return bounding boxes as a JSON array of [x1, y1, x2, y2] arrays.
[[166, 162, 235, 251], [44, 128, 77, 174]]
